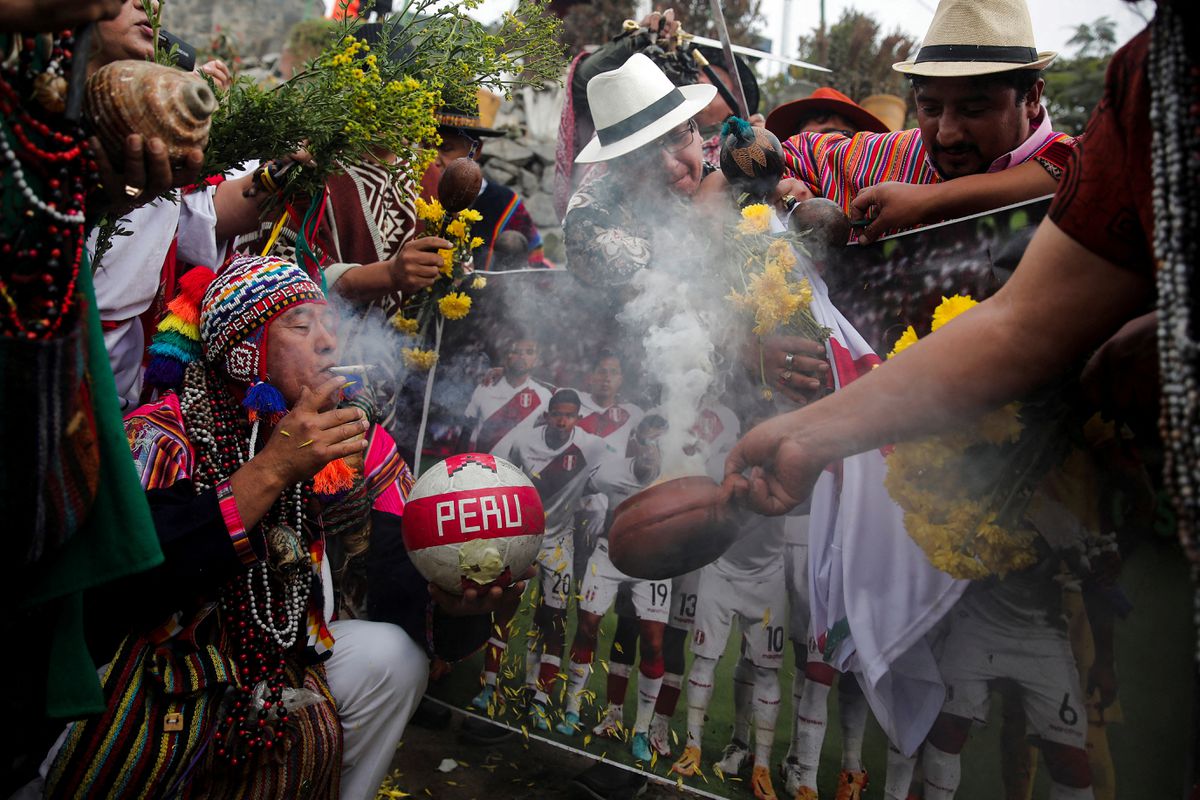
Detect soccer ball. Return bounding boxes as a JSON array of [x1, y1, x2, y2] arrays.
[[403, 453, 545, 594]]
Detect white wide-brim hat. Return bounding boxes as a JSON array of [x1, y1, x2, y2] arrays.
[[576, 53, 717, 164], [893, 0, 1057, 77]]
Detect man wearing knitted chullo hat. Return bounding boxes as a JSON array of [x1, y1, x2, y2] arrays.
[[37, 255, 526, 800]]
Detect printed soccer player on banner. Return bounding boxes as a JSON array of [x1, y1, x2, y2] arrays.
[[470, 389, 616, 726], [560, 414, 671, 762]]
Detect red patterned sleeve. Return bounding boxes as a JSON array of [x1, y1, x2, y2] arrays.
[[1048, 29, 1155, 274]]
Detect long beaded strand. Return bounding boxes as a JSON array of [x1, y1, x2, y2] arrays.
[[0, 31, 95, 339], [179, 364, 314, 762], [1150, 5, 1200, 656]]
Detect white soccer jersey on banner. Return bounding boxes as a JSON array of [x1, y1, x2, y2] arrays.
[[506, 425, 615, 539], [576, 392, 644, 455], [464, 376, 554, 455], [586, 455, 644, 535]]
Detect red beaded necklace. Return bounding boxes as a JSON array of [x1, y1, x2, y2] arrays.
[[0, 31, 97, 340]]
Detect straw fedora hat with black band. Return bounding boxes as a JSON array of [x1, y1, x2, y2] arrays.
[[893, 0, 1056, 77], [575, 53, 717, 164]]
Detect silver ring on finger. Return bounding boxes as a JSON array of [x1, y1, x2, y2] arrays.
[[124, 184, 143, 198], [783, 352, 795, 369], [780, 369, 793, 384]]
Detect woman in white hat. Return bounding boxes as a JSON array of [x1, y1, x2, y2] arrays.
[[564, 53, 718, 291]]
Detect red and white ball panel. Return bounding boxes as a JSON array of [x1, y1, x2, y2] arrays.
[[403, 454, 546, 593]]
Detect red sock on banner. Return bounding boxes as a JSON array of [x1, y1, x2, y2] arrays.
[[483, 637, 507, 677], [607, 662, 631, 706], [538, 656, 562, 694], [655, 673, 683, 717]]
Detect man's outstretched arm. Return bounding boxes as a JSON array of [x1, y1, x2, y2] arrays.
[[724, 219, 1153, 515]]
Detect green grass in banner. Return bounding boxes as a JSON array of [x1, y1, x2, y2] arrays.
[[427, 539, 1193, 798]]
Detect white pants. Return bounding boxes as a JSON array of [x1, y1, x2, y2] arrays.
[[12, 619, 429, 800], [326, 618, 430, 800]]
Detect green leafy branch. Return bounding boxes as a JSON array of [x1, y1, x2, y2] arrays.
[[200, 0, 564, 198]]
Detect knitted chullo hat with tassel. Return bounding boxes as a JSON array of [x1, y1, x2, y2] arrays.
[[199, 254, 324, 418], [146, 254, 353, 495]]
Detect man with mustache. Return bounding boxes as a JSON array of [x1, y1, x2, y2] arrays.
[[780, 0, 1075, 246]]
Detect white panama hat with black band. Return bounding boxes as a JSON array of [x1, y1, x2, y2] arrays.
[[893, 0, 1057, 78], [575, 53, 718, 164]]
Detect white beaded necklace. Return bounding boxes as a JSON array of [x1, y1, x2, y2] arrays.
[[1150, 5, 1199, 656]]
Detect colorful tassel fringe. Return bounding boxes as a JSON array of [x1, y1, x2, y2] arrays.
[[144, 267, 216, 390], [313, 458, 355, 496], [243, 380, 287, 422]]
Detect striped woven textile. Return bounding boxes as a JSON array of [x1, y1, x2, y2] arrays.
[[44, 606, 342, 799], [125, 394, 193, 490], [365, 425, 414, 517], [782, 127, 1076, 216]]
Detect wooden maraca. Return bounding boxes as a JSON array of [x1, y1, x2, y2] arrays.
[[608, 475, 741, 580], [718, 115, 786, 202], [437, 157, 483, 216], [790, 196, 852, 256]]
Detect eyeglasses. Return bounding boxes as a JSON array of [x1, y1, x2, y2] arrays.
[[655, 119, 697, 155]]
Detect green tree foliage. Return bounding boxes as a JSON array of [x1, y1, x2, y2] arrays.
[[557, 0, 762, 58], [795, 9, 916, 102], [558, 0, 637, 57], [669, 0, 764, 44], [1042, 17, 1118, 135]]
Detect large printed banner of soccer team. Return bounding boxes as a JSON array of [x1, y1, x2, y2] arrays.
[[392, 199, 1193, 799]]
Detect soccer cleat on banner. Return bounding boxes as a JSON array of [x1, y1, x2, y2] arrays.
[[528, 700, 553, 731], [593, 705, 625, 739], [715, 740, 753, 777], [750, 764, 778, 800], [556, 711, 582, 736], [648, 715, 672, 757], [631, 732, 652, 762], [834, 769, 868, 800], [671, 745, 702, 776], [793, 787, 819, 800], [780, 757, 804, 797], [470, 684, 498, 713]]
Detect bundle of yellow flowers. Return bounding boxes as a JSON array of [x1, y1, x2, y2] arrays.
[[883, 295, 1037, 580], [391, 204, 488, 335], [724, 204, 830, 398]]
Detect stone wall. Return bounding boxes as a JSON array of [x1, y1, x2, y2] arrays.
[[163, 0, 325, 60], [482, 87, 568, 264]]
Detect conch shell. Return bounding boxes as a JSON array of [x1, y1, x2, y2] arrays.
[[86, 60, 218, 169]]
